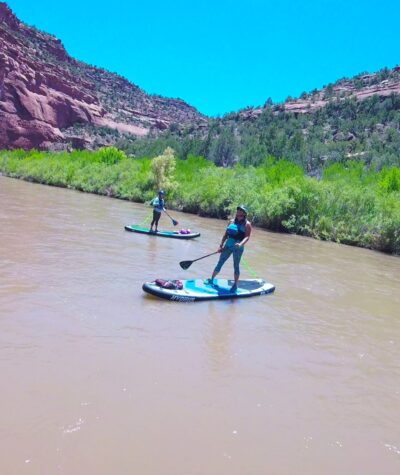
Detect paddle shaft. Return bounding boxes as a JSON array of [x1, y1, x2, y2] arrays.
[[180, 250, 220, 269], [163, 209, 178, 224], [190, 251, 219, 264]]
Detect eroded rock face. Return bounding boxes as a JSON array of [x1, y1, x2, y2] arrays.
[[0, 2, 206, 149], [0, 3, 106, 148], [248, 70, 400, 118], [233, 66, 400, 123]]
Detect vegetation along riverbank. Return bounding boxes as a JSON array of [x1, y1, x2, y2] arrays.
[[1, 147, 399, 254]]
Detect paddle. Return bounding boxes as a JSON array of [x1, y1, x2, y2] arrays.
[[164, 209, 178, 226], [179, 251, 219, 270]]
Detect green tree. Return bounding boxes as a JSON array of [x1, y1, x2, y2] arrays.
[[209, 128, 238, 167], [264, 97, 273, 108], [151, 147, 178, 192], [324, 84, 334, 99]]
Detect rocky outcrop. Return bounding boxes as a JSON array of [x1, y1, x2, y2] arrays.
[[281, 76, 400, 115], [0, 2, 206, 149], [237, 66, 400, 120], [0, 1, 18, 29]]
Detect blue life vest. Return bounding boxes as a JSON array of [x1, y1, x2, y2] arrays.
[[226, 221, 246, 242], [152, 197, 164, 212]]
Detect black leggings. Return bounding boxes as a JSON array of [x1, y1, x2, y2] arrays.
[[151, 210, 161, 227]]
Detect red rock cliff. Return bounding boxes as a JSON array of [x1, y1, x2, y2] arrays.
[[0, 2, 205, 149]]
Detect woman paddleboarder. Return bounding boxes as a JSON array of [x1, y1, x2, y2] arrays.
[[207, 205, 252, 292]]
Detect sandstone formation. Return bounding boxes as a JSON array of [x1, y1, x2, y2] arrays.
[[0, 2, 206, 149], [238, 67, 400, 120]]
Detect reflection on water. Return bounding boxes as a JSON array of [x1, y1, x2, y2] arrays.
[[205, 302, 238, 373], [1, 176, 399, 475]]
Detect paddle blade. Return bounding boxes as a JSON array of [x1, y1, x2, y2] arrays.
[[179, 260, 192, 270], [172, 219, 179, 226]]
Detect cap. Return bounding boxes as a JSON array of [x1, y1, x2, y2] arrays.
[[236, 205, 248, 215]]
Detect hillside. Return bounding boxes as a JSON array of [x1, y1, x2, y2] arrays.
[[240, 66, 400, 118], [123, 66, 400, 171], [0, 2, 206, 150]]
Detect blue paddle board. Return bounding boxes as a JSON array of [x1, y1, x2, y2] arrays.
[[142, 278, 275, 302]]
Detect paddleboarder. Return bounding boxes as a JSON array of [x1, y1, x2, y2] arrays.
[[207, 205, 252, 292], [149, 190, 166, 233]]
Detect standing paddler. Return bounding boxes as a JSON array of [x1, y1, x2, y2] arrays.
[[207, 205, 252, 292], [149, 190, 166, 233]]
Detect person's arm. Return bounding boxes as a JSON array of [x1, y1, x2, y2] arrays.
[[235, 222, 252, 248], [218, 230, 228, 252]]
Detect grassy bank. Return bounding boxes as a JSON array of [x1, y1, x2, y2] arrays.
[[1, 149, 399, 254]]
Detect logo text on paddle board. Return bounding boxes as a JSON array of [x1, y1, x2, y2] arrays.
[[170, 295, 195, 303]]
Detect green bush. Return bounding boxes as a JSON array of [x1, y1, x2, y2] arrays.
[[379, 167, 400, 193], [96, 147, 127, 165]]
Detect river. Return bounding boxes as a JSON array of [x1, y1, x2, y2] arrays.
[[1, 176, 399, 475]]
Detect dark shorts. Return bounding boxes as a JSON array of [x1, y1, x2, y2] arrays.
[[152, 209, 162, 224]]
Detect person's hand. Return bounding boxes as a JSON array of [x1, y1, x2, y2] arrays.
[[218, 246, 223, 253], [235, 243, 242, 248]]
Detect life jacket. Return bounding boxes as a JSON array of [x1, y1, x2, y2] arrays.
[[152, 197, 165, 212], [226, 219, 247, 242]]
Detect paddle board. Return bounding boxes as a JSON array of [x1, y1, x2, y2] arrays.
[[142, 278, 275, 302], [125, 225, 200, 239]]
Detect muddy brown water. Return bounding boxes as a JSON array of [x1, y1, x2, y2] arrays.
[[1, 176, 399, 475]]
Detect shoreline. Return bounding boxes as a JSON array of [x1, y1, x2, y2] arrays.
[[1, 149, 399, 255], [1, 171, 398, 257]]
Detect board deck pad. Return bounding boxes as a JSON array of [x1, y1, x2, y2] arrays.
[[125, 225, 200, 239], [142, 278, 275, 302]]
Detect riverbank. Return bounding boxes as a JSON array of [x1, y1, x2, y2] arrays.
[[1, 149, 399, 254]]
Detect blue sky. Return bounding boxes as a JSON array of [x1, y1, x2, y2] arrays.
[[6, 0, 400, 116]]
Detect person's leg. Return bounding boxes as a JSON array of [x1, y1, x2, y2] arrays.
[[154, 211, 161, 231], [231, 247, 244, 291], [150, 210, 157, 231], [207, 248, 232, 284]]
